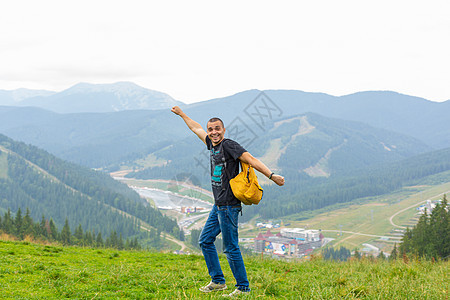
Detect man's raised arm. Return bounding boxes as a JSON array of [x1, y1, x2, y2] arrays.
[[239, 152, 285, 186], [171, 106, 207, 145]]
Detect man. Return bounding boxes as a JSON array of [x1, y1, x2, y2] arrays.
[[171, 106, 285, 297]]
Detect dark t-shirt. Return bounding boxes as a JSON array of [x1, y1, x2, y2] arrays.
[[205, 136, 247, 206]]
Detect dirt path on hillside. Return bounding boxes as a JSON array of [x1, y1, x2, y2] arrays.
[[323, 230, 402, 240], [278, 116, 315, 155], [165, 235, 187, 251], [259, 116, 315, 172], [389, 189, 450, 228], [304, 139, 348, 177]]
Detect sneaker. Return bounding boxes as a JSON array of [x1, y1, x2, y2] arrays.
[[222, 288, 250, 297], [199, 281, 227, 293]]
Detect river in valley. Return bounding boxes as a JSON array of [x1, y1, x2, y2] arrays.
[[133, 187, 213, 211]]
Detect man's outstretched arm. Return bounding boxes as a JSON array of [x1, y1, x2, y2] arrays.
[[239, 152, 285, 186], [171, 106, 207, 145]]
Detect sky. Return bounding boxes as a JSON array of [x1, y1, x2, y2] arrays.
[[1, 0, 449, 103]]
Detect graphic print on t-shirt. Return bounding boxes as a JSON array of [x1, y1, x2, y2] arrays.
[[210, 147, 225, 188]]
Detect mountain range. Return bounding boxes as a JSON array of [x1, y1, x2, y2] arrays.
[[0, 82, 182, 113], [2, 83, 448, 148], [0, 83, 449, 169]]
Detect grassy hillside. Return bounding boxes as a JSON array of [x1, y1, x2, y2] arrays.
[[0, 239, 447, 299]]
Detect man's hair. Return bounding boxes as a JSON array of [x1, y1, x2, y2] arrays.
[[207, 117, 224, 128]]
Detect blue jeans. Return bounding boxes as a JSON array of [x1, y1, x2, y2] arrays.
[[199, 205, 250, 291]]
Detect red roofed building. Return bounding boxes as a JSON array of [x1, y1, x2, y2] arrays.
[[254, 229, 323, 257]]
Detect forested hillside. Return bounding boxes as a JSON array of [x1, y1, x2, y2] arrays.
[[0, 207, 141, 250], [0, 134, 178, 245]]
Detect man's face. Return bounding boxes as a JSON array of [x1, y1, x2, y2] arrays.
[[207, 120, 225, 146]]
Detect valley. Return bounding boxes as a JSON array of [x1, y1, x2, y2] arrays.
[[281, 176, 450, 254], [112, 176, 214, 237], [111, 166, 450, 256], [1, 83, 449, 257]]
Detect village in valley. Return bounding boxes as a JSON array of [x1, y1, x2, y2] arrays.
[[235, 221, 328, 259]]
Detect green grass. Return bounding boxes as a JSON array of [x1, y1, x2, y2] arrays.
[[0, 239, 448, 299], [134, 153, 167, 169], [0, 150, 8, 179]]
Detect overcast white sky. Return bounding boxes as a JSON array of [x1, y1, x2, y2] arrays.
[[1, 0, 449, 103]]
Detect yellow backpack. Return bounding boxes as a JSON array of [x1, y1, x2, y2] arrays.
[[230, 161, 263, 205]]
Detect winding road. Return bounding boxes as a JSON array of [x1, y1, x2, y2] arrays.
[[389, 189, 450, 228]]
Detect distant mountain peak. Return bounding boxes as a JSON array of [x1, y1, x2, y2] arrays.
[[1, 82, 184, 113], [63, 81, 164, 97], [0, 88, 56, 103]]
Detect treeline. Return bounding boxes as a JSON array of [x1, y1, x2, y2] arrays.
[[0, 134, 179, 242], [0, 207, 141, 250], [399, 195, 449, 260], [323, 246, 392, 261], [322, 246, 351, 262]]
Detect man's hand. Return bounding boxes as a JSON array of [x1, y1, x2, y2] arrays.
[[171, 106, 183, 116], [271, 174, 285, 186], [171, 106, 207, 145], [239, 152, 285, 186]]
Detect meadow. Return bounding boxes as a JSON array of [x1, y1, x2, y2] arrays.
[[0, 239, 448, 299]]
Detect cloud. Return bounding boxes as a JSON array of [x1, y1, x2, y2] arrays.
[[0, 0, 449, 102]]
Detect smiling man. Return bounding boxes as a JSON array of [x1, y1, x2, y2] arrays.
[[171, 106, 284, 297]]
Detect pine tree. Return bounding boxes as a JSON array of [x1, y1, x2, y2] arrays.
[[3, 209, 13, 234], [109, 231, 118, 248], [40, 215, 47, 238], [118, 233, 124, 250], [377, 251, 386, 260], [190, 229, 201, 249], [390, 243, 398, 260], [413, 210, 430, 257], [61, 218, 71, 245], [49, 218, 58, 241], [430, 194, 449, 258], [96, 232, 104, 247], [22, 208, 34, 238], [14, 208, 23, 237], [400, 227, 412, 255], [85, 231, 93, 246], [74, 224, 84, 244]]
